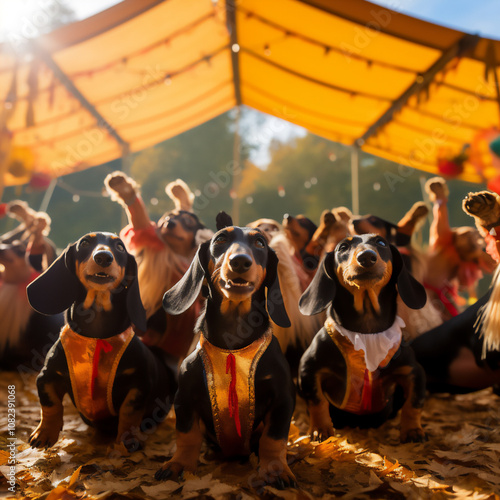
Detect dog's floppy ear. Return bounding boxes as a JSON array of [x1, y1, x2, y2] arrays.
[[216, 211, 233, 231], [27, 243, 83, 315], [263, 248, 291, 328], [163, 241, 210, 315], [124, 253, 147, 331], [390, 244, 427, 309], [299, 252, 336, 316]]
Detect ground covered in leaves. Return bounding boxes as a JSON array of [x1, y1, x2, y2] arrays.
[[1, 371, 500, 499]]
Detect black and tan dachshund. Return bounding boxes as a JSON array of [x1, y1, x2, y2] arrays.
[[412, 191, 500, 393], [27, 232, 176, 452], [298, 234, 428, 443], [156, 212, 296, 488]]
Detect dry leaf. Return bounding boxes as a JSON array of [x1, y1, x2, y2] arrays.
[[3, 371, 500, 499]]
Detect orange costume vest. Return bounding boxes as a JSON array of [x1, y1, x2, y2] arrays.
[[60, 325, 135, 422], [324, 318, 402, 415], [199, 330, 272, 456]]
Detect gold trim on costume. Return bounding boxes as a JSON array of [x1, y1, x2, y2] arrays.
[[199, 330, 272, 456], [60, 325, 135, 422], [325, 319, 400, 415]]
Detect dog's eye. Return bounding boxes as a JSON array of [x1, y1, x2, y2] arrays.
[[376, 239, 387, 247], [116, 242, 125, 252], [255, 238, 265, 249], [214, 234, 227, 245], [337, 242, 349, 252], [79, 238, 90, 248]]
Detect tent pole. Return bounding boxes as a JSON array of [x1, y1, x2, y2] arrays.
[[120, 146, 132, 229], [351, 146, 359, 216], [493, 67, 500, 126], [232, 105, 241, 225], [39, 178, 58, 213], [226, 0, 243, 225]]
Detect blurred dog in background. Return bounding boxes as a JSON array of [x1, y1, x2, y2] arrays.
[[105, 173, 212, 360]]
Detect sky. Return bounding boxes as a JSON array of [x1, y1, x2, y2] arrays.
[[68, 0, 500, 40], [0, 0, 499, 166], [370, 0, 500, 40]]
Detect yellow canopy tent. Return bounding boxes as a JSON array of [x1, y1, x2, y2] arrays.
[[1, 0, 499, 199]]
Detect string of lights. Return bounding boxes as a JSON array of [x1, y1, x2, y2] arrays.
[[67, 11, 219, 80], [56, 178, 105, 200], [238, 7, 416, 74], [0, 9, 221, 104]]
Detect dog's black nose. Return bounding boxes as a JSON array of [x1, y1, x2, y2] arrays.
[[229, 253, 252, 273], [94, 250, 114, 267], [357, 249, 377, 268]]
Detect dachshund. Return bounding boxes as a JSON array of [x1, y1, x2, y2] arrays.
[[247, 217, 324, 375], [352, 202, 443, 340], [27, 232, 176, 452], [282, 213, 318, 274], [298, 234, 428, 443], [352, 201, 429, 267], [0, 204, 62, 370], [246, 218, 281, 243], [304, 207, 353, 261], [412, 190, 500, 393], [423, 177, 496, 321], [105, 172, 213, 359], [156, 213, 296, 489]]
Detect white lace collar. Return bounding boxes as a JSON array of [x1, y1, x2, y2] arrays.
[[332, 316, 405, 372]]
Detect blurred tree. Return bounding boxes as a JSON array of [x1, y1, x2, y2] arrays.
[[0, 114, 488, 251], [237, 132, 486, 234], [0, 112, 248, 245], [129, 112, 251, 229]]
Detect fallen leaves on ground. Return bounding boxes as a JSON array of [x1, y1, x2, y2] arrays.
[[1, 372, 500, 499]]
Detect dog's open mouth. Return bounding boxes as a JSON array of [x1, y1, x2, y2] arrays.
[[223, 277, 254, 293], [86, 272, 117, 284]]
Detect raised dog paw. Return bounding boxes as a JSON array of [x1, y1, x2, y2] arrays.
[[29, 424, 60, 449], [104, 172, 138, 202], [7, 201, 37, 226], [155, 461, 184, 481], [463, 191, 500, 229], [407, 202, 429, 222], [401, 428, 428, 443], [425, 177, 449, 203]]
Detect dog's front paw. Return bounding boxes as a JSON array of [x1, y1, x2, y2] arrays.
[[309, 424, 335, 442], [155, 461, 185, 481], [7, 201, 37, 226], [104, 172, 138, 202], [29, 423, 60, 449], [407, 202, 429, 223], [425, 177, 449, 203], [463, 191, 500, 228], [400, 427, 428, 443], [258, 460, 297, 490]]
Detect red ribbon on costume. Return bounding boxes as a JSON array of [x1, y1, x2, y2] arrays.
[[226, 353, 242, 437], [424, 282, 459, 317], [91, 339, 113, 398], [360, 369, 372, 412]]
